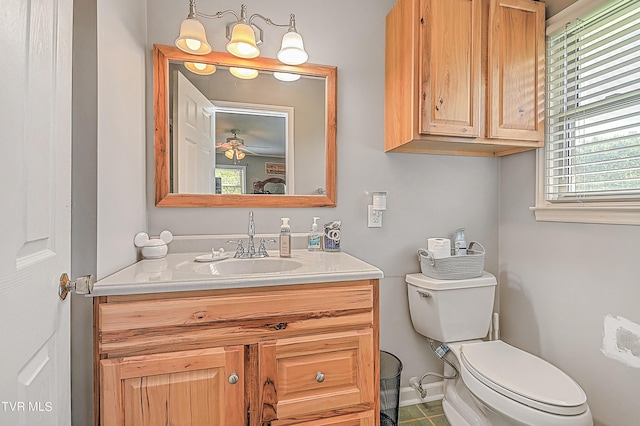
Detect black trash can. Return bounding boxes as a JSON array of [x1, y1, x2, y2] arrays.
[[380, 350, 403, 426]]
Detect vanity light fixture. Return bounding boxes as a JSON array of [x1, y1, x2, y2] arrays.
[[184, 62, 217, 75], [229, 67, 259, 79], [175, 0, 309, 65], [273, 72, 301, 82]]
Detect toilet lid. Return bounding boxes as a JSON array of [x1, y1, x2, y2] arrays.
[[460, 341, 588, 416]]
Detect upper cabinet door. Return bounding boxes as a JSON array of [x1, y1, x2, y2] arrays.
[[487, 0, 545, 141], [420, 0, 483, 137]]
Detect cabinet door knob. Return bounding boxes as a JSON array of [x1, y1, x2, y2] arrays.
[[273, 322, 288, 330], [228, 373, 239, 385], [315, 372, 325, 383]]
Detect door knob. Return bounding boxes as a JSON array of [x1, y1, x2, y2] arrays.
[[59, 273, 95, 300]]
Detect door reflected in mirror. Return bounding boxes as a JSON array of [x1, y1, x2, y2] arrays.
[[154, 45, 337, 208]]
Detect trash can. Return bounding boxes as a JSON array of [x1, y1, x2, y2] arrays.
[[380, 350, 403, 426]]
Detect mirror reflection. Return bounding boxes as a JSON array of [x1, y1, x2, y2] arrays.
[[154, 45, 337, 207], [170, 61, 327, 196]]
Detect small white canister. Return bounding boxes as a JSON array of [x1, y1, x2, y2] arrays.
[[134, 230, 173, 259]]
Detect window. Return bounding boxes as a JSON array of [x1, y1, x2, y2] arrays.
[[215, 165, 246, 194], [535, 0, 640, 225]]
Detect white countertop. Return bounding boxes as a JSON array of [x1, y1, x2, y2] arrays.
[[91, 249, 383, 297]]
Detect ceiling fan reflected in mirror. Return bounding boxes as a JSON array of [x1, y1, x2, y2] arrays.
[[216, 129, 258, 163]]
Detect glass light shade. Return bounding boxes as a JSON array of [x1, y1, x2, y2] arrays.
[[224, 149, 234, 159], [175, 17, 212, 55], [226, 23, 260, 58], [229, 67, 259, 79], [184, 62, 216, 75], [277, 31, 308, 65], [236, 150, 246, 160], [273, 72, 301, 82]]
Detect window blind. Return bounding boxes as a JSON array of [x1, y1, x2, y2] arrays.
[[545, 0, 640, 202]]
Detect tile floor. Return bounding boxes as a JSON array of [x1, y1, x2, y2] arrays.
[[398, 400, 450, 425]]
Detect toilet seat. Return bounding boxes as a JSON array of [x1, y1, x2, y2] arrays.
[[460, 340, 588, 416]]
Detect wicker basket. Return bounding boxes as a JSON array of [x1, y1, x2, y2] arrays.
[[418, 241, 485, 280]]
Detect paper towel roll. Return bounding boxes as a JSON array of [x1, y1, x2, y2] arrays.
[[427, 238, 451, 259]]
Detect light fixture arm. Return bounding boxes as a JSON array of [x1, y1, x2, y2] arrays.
[[195, 8, 239, 22], [249, 13, 296, 30]]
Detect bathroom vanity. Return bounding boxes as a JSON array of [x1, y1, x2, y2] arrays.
[[91, 248, 383, 426]]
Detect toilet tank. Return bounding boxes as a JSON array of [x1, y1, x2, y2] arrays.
[[406, 272, 497, 343]]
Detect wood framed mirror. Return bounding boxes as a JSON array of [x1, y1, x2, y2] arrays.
[[154, 44, 337, 207]]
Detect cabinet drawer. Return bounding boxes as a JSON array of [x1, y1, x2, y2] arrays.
[[99, 282, 374, 356], [258, 329, 375, 424]]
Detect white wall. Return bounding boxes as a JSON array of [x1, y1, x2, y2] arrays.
[[499, 151, 640, 425], [145, 0, 500, 389]]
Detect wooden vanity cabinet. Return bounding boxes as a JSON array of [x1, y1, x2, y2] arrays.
[[385, 0, 545, 157], [94, 280, 379, 426]]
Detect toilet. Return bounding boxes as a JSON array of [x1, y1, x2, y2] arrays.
[[406, 272, 593, 426]]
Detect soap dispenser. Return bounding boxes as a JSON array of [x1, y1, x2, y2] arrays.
[[308, 217, 322, 251], [454, 228, 467, 255], [279, 218, 291, 257]]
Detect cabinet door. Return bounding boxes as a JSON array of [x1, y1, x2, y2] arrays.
[[257, 329, 375, 425], [420, 0, 482, 137], [100, 346, 244, 426], [487, 0, 545, 141]]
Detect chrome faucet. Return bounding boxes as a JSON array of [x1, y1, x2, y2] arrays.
[[247, 211, 256, 257], [228, 211, 274, 258]]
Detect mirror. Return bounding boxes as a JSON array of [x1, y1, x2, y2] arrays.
[[154, 44, 337, 207]]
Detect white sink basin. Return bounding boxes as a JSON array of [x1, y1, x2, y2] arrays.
[[190, 257, 304, 276]]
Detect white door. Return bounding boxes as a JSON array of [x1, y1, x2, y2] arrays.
[[175, 71, 216, 193], [0, 0, 73, 424]]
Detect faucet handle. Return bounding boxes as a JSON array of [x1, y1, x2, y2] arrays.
[[227, 239, 245, 257], [258, 239, 277, 256]]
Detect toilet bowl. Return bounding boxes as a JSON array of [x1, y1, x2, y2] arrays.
[[406, 272, 593, 426]]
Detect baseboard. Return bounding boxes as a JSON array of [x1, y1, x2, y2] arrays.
[[399, 381, 444, 407]]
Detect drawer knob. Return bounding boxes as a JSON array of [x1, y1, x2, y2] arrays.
[[315, 372, 325, 383], [273, 322, 288, 330], [228, 373, 239, 385]]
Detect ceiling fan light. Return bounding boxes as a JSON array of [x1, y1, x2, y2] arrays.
[[184, 62, 216, 75], [227, 23, 260, 59], [229, 67, 259, 80], [224, 149, 235, 159], [236, 150, 246, 160], [277, 31, 308, 65], [175, 17, 212, 55]]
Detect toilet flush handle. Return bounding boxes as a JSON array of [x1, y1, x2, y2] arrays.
[[417, 290, 432, 298]]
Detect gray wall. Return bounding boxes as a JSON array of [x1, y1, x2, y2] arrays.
[[499, 151, 640, 425], [146, 0, 500, 389], [71, 0, 97, 424], [71, 0, 148, 425]]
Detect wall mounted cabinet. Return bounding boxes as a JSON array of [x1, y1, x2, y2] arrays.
[[385, 0, 545, 157], [94, 280, 379, 425]]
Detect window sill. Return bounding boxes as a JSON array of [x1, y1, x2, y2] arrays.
[[531, 204, 640, 226]]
